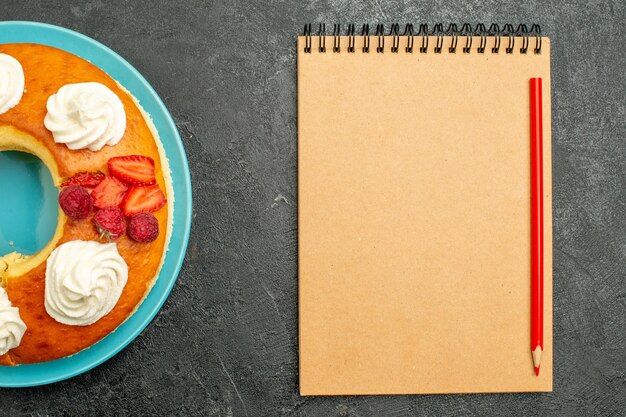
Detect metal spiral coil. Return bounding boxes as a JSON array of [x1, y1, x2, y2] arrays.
[[347, 24, 355, 53], [389, 23, 400, 53], [403, 24, 414, 53], [461, 23, 473, 53], [502, 23, 516, 53], [432, 23, 444, 53], [361, 23, 370, 53], [318, 23, 326, 53], [475, 23, 487, 53], [417, 24, 428, 53], [488, 23, 501, 53], [446, 23, 458, 53], [376, 24, 385, 53], [302, 23, 542, 55], [333, 24, 341, 52], [303, 23, 312, 53]]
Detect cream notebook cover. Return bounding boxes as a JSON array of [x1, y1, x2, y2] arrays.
[[298, 26, 552, 395]]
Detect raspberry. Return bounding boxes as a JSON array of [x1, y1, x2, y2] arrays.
[[127, 213, 159, 243], [93, 207, 126, 240], [58, 186, 93, 219]]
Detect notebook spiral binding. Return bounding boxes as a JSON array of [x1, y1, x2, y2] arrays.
[[302, 23, 542, 54]]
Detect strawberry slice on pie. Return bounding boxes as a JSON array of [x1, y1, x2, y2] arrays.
[[91, 176, 128, 209], [108, 155, 156, 186], [122, 185, 166, 217]]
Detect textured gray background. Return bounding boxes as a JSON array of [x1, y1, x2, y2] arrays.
[[1, 0, 625, 416]]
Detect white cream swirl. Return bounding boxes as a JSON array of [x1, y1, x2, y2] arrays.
[[0, 53, 25, 114], [0, 286, 26, 355], [44, 82, 126, 151], [45, 240, 128, 326]]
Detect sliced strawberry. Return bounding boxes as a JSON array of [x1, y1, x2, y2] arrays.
[[108, 155, 156, 186], [122, 185, 166, 217], [91, 176, 128, 209], [61, 171, 106, 188]]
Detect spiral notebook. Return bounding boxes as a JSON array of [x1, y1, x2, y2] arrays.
[[298, 24, 553, 395]]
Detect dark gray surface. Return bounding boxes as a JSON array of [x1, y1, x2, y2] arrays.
[[2, 0, 625, 416]]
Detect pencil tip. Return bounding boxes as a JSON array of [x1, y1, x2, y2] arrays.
[[535, 366, 540, 376]]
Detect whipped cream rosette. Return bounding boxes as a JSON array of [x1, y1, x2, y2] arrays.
[[0, 286, 26, 355], [44, 82, 126, 151], [0, 53, 25, 114], [45, 240, 128, 326]]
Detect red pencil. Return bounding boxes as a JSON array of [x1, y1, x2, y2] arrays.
[[530, 77, 544, 377]]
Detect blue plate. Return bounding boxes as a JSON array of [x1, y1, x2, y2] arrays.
[[0, 151, 58, 256], [0, 21, 192, 387]]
